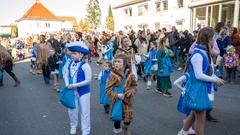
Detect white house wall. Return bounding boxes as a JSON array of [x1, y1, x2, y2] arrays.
[[61, 22, 73, 31], [113, 0, 191, 32], [17, 20, 62, 38]]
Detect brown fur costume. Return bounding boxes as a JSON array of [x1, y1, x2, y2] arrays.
[[106, 68, 137, 123]]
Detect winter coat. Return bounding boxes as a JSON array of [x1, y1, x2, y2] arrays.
[[216, 36, 231, 57], [106, 69, 137, 123]]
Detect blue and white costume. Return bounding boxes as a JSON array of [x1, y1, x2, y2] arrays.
[[64, 41, 92, 135], [104, 42, 113, 61], [61, 54, 72, 79], [144, 49, 157, 76], [31, 44, 37, 62], [174, 73, 191, 115], [98, 70, 111, 105], [183, 45, 218, 111]]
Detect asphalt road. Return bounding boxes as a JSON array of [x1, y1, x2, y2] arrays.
[[0, 59, 239, 135]]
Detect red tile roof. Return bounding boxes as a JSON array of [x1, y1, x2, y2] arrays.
[[113, 0, 149, 9], [17, 0, 60, 21]]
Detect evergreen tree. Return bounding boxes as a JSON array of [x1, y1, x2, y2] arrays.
[[79, 19, 89, 33], [105, 5, 114, 32], [86, 0, 101, 30]]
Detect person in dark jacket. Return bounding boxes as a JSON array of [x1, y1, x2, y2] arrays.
[[129, 30, 137, 53], [168, 26, 180, 67], [47, 34, 59, 55], [48, 49, 60, 92], [216, 27, 231, 78], [178, 31, 192, 70]]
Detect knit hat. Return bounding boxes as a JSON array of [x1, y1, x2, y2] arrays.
[[226, 45, 235, 54], [66, 41, 90, 55]]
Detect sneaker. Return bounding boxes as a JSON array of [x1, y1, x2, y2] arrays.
[[56, 89, 60, 93], [155, 89, 163, 94], [187, 127, 196, 135], [113, 128, 122, 134], [206, 115, 217, 122], [37, 70, 42, 74], [163, 92, 173, 97], [177, 67, 183, 71], [146, 86, 151, 90], [70, 127, 77, 135], [177, 129, 188, 135]]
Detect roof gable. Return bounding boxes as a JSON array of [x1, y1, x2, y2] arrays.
[[17, 0, 60, 21]]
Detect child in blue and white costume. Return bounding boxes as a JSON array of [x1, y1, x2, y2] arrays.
[[61, 47, 72, 81], [177, 27, 224, 135], [64, 41, 92, 135], [30, 42, 37, 74], [98, 61, 111, 114], [145, 41, 158, 90], [104, 41, 113, 62]]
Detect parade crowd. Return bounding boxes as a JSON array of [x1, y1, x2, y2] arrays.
[[0, 21, 240, 135]]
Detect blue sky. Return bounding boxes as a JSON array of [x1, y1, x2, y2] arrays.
[[0, 0, 126, 25]]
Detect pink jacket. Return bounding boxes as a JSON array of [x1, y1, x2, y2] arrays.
[[189, 40, 220, 56]]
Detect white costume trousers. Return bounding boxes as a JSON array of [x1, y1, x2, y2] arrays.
[[68, 93, 91, 135]]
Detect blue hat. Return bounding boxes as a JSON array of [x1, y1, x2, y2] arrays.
[[66, 41, 90, 55]]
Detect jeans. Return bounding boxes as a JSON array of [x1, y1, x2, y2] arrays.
[[171, 46, 181, 67], [178, 52, 184, 68], [225, 67, 236, 81], [218, 59, 224, 77]]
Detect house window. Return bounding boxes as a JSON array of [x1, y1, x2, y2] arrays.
[[144, 4, 148, 11], [222, 3, 234, 28], [37, 22, 40, 28], [124, 8, 132, 17], [155, 22, 160, 30], [163, 0, 168, 10], [138, 24, 148, 29], [155, 0, 168, 11], [178, 0, 184, 8], [138, 6, 143, 16], [156, 2, 161, 12], [46, 23, 50, 28], [124, 25, 132, 30], [138, 4, 148, 16]]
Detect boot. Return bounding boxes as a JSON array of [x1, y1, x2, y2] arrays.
[[13, 76, 21, 87], [206, 109, 217, 122], [0, 79, 3, 87]]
